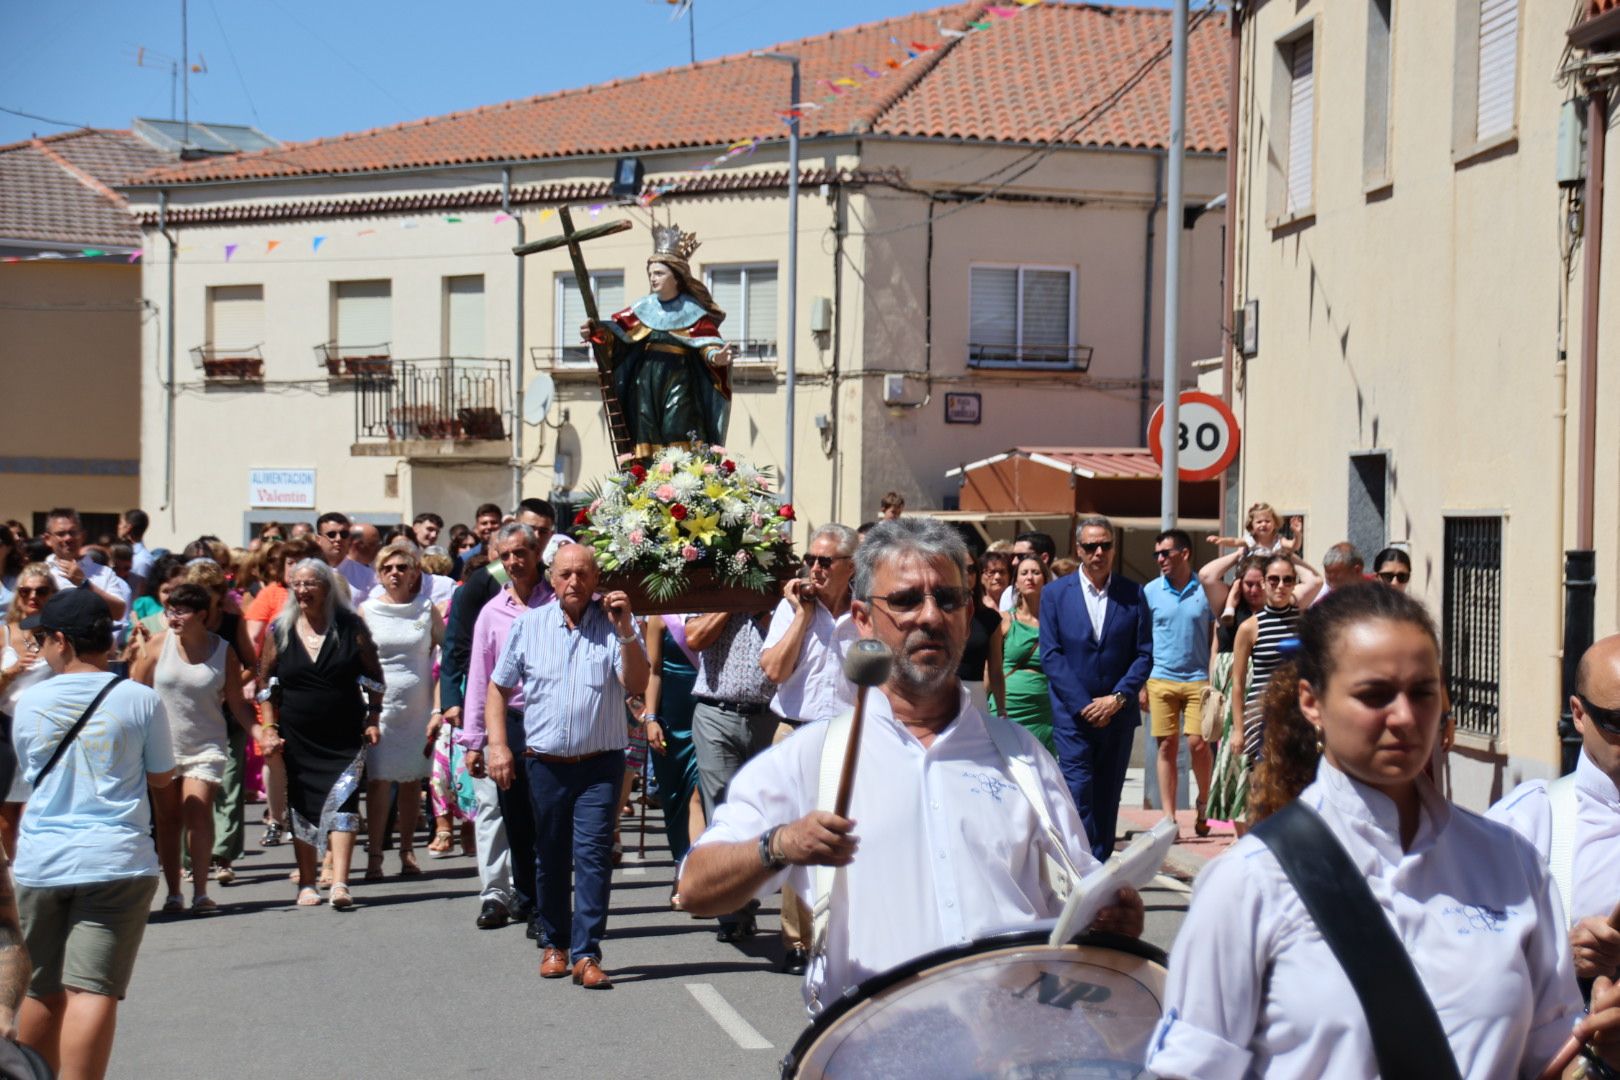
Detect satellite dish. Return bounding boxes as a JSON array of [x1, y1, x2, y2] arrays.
[[523, 373, 556, 425]]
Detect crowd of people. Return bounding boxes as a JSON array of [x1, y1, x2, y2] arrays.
[[2, 492, 1620, 1077]]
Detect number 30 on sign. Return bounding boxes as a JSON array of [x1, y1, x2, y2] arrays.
[[1147, 391, 1241, 483]]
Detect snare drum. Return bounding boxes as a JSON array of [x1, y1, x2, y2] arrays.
[[782, 929, 1168, 1079]]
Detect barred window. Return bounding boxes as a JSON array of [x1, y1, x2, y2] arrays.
[[1443, 516, 1502, 738]]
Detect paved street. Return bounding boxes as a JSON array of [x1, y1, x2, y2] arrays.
[[113, 798, 1193, 1079]]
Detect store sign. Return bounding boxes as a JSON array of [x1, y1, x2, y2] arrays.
[[248, 469, 316, 509]]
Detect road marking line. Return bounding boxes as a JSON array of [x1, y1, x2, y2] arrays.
[[686, 983, 773, 1050], [622, 866, 646, 876], [1152, 873, 1193, 896]]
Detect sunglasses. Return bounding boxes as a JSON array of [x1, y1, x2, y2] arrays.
[[1265, 575, 1297, 586], [803, 554, 849, 570], [1152, 548, 1185, 560], [380, 563, 412, 575], [163, 607, 202, 619], [869, 587, 970, 614], [28, 631, 51, 648], [1079, 541, 1114, 554], [1580, 695, 1620, 736], [321, 530, 347, 540], [15, 587, 51, 598], [1378, 571, 1411, 584], [262, 534, 284, 542]]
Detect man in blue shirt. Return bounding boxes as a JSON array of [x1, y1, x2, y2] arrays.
[[1142, 529, 1219, 838], [485, 544, 649, 990]]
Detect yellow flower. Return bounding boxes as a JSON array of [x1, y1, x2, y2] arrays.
[[704, 481, 726, 501], [681, 511, 723, 545]]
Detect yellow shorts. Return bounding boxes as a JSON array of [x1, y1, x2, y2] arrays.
[[1147, 678, 1208, 738]]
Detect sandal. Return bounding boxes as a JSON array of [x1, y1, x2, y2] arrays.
[[261, 820, 284, 847], [427, 829, 454, 857], [191, 895, 218, 915], [162, 894, 185, 914], [295, 886, 322, 907], [364, 854, 385, 882], [317, 855, 335, 889], [399, 850, 422, 876], [214, 862, 236, 886], [329, 883, 354, 910]]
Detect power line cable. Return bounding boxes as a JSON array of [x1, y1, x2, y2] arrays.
[[207, 0, 263, 127], [0, 104, 95, 131]]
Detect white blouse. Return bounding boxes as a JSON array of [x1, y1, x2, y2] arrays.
[[1488, 749, 1620, 929], [1146, 760, 1582, 1080]]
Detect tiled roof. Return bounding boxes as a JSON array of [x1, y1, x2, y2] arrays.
[[0, 129, 171, 247], [133, 1, 1228, 187], [948, 446, 1167, 480]]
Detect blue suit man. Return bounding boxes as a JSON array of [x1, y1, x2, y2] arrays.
[[1039, 517, 1153, 862]]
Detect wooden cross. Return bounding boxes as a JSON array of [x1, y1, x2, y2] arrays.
[[513, 207, 636, 458]]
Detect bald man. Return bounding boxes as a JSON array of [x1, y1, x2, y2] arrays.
[[1489, 633, 1620, 983]]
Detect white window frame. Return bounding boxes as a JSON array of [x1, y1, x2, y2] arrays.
[[966, 263, 1079, 371], [703, 262, 778, 363], [1451, 0, 1520, 163], [442, 274, 486, 359], [206, 284, 265, 351], [553, 271, 625, 368], [1362, 0, 1394, 191], [1266, 16, 1319, 227]]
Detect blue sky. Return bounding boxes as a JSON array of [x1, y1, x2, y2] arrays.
[[0, 0, 1174, 147]]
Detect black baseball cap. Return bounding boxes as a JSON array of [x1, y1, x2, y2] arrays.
[[19, 588, 111, 635]]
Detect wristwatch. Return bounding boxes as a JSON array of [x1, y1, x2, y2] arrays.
[[759, 825, 787, 870], [1112, 691, 1129, 707]]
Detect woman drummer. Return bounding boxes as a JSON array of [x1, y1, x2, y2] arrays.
[[1147, 584, 1620, 1078]]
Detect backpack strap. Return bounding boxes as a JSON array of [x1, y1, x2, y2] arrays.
[[1253, 801, 1462, 1080], [983, 712, 1082, 901], [1547, 773, 1580, 927]]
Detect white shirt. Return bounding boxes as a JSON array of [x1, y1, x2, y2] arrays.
[[693, 686, 1098, 1013], [1488, 749, 1620, 928], [49, 558, 132, 629], [1147, 760, 1582, 1080], [998, 584, 1015, 613], [338, 557, 377, 598], [762, 597, 859, 722], [1081, 572, 1110, 639]]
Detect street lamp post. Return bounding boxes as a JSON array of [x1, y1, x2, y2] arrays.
[[752, 51, 800, 505], [1159, 0, 1188, 530]]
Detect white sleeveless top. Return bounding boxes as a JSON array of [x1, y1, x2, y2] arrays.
[[153, 631, 229, 757], [0, 640, 52, 717]]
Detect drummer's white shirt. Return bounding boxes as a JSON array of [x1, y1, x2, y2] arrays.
[[1487, 749, 1620, 927], [692, 684, 1099, 1013], [1146, 760, 1582, 1080]]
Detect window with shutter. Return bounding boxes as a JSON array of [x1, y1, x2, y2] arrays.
[[334, 281, 391, 355], [969, 266, 1075, 368], [1363, 0, 1393, 185], [1475, 0, 1517, 141], [556, 272, 624, 365], [704, 264, 778, 360], [208, 285, 263, 350], [445, 276, 485, 358], [1286, 34, 1315, 215]]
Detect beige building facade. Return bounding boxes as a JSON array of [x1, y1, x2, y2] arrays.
[[125, 3, 1231, 550], [1226, 0, 1620, 805]]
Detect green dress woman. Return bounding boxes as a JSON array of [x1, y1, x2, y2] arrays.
[[991, 556, 1055, 753]]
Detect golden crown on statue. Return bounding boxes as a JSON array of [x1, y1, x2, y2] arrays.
[[650, 223, 702, 262]]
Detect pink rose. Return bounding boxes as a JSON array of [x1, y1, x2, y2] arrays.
[[703, 464, 717, 476], [655, 484, 677, 501], [733, 551, 750, 566], [657, 462, 674, 477], [682, 545, 701, 562], [628, 529, 644, 546], [751, 512, 764, 527]]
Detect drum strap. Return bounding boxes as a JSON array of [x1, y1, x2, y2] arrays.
[[808, 708, 1083, 1003], [1253, 800, 1462, 1080], [1547, 773, 1579, 929]]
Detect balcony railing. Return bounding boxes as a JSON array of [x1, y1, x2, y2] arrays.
[[353, 357, 510, 444], [315, 341, 392, 377], [530, 339, 779, 371], [967, 342, 1094, 372], [192, 344, 264, 381]]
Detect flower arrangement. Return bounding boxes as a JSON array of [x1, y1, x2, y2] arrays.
[[572, 442, 796, 603]]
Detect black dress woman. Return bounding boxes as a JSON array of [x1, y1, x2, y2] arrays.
[[258, 559, 384, 909]]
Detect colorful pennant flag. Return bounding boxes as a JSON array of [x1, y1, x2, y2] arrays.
[[266, 240, 280, 253], [224, 243, 237, 261], [312, 236, 326, 251]]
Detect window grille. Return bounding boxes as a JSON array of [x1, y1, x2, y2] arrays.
[[1443, 516, 1502, 737]]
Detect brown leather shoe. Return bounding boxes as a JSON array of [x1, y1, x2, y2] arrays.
[[572, 956, 612, 989], [539, 948, 570, 978]]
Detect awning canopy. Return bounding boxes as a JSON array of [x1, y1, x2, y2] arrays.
[[946, 446, 1221, 519]]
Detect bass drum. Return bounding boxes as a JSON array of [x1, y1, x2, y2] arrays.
[[782, 929, 1167, 1079]]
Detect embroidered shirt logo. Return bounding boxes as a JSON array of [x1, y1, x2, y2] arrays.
[[965, 770, 1014, 803], [1442, 903, 1509, 935]]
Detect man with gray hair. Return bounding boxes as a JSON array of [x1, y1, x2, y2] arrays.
[[1314, 541, 1366, 605], [681, 517, 1143, 1012], [757, 521, 861, 973]]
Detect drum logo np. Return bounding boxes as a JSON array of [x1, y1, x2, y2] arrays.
[[1013, 972, 1114, 1011]]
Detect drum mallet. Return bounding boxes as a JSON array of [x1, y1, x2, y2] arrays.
[[833, 640, 894, 818], [1535, 900, 1620, 1080]]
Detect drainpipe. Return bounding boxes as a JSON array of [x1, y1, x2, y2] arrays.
[[1563, 89, 1606, 774], [505, 167, 524, 509], [1138, 149, 1164, 442], [1218, 2, 1243, 531], [159, 190, 177, 513]]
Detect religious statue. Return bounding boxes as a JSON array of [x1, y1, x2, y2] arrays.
[[581, 224, 735, 457]]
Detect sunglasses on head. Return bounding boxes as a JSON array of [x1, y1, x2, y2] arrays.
[[1266, 574, 1297, 586], [870, 586, 970, 614], [804, 554, 848, 570], [1378, 571, 1411, 584], [1079, 541, 1114, 554], [1580, 694, 1620, 736]]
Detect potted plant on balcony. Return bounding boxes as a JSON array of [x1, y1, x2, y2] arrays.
[[572, 442, 797, 614], [202, 354, 263, 380]]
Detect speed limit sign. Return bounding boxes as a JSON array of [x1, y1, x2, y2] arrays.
[[1147, 391, 1241, 482]]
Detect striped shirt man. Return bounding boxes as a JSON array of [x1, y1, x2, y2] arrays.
[[490, 598, 636, 757]]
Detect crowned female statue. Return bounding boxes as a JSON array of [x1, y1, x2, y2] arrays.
[[581, 224, 735, 457]]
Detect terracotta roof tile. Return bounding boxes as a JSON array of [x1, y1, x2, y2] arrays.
[[0, 129, 171, 246], [134, 1, 1227, 187]]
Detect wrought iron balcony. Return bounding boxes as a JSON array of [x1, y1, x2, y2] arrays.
[[352, 357, 511, 452], [192, 345, 264, 381], [529, 338, 779, 372], [314, 341, 392, 377], [967, 342, 1094, 372]]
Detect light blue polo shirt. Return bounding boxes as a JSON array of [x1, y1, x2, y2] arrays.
[[1144, 574, 1212, 683]]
